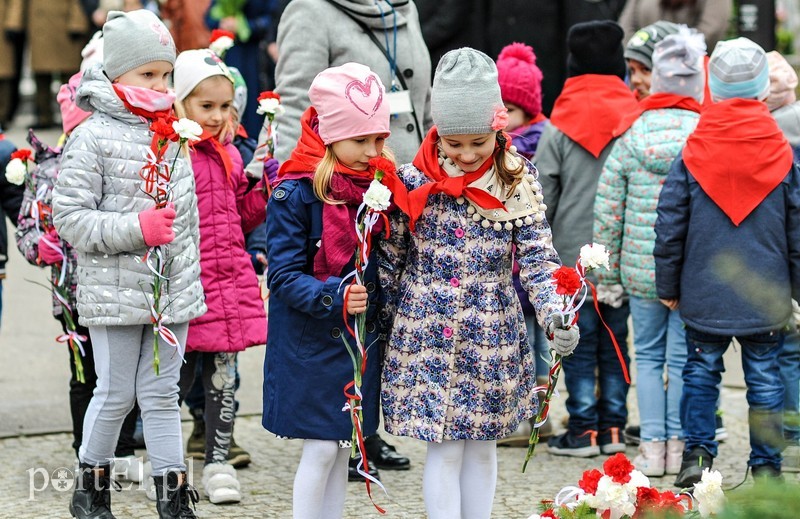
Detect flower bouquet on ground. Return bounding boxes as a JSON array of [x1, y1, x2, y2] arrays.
[[524, 243, 630, 472], [6, 148, 87, 382], [527, 453, 725, 519], [138, 117, 202, 375], [338, 157, 394, 513]]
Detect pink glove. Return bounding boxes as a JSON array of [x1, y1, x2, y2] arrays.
[[38, 229, 64, 265], [264, 158, 280, 185], [138, 203, 176, 247]]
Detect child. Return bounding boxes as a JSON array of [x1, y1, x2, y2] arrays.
[[378, 48, 579, 518], [765, 50, 800, 474], [16, 73, 143, 481], [537, 20, 637, 458], [623, 20, 681, 99], [172, 48, 268, 505], [654, 37, 800, 487], [51, 10, 205, 519], [495, 41, 552, 446], [262, 62, 392, 518], [594, 30, 705, 477]]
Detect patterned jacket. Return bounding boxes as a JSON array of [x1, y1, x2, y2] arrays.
[[377, 158, 562, 442], [593, 108, 700, 299], [52, 64, 206, 327]]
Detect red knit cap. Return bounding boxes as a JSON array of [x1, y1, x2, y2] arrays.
[[496, 43, 543, 118]]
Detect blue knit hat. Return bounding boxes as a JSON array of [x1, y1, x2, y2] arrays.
[[708, 37, 770, 102]]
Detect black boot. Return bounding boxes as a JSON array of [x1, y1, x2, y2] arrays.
[[69, 463, 118, 519], [153, 471, 200, 519]]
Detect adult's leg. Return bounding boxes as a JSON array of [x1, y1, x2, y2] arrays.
[[424, 440, 465, 519], [460, 440, 497, 519]]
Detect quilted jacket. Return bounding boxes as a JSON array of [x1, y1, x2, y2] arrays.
[[52, 64, 206, 327]]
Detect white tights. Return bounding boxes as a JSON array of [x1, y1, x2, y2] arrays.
[[293, 440, 350, 519], [423, 439, 498, 519]]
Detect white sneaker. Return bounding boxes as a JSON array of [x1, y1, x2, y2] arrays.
[[115, 455, 145, 483], [633, 440, 666, 477], [202, 462, 242, 504]]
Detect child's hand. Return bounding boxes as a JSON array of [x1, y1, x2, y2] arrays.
[[138, 203, 176, 247], [38, 230, 64, 265], [264, 158, 280, 185], [659, 298, 679, 311], [547, 313, 579, 356], [345, 284, 368, 315]]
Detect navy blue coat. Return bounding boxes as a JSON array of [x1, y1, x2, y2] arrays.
[[654, 153, 800, 336], [262, 178, 381, 440]]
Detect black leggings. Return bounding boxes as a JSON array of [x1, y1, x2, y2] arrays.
[[60, 314, 139, 458], [178, 351, 237, 464]]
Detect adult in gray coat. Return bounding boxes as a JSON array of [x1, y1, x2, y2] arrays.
[[246, 0, 432, 177]]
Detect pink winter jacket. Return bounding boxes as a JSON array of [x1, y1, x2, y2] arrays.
[[186, 137, 267, 352]]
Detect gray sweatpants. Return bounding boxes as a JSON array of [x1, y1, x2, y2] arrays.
[[79, 323, 189, 476]]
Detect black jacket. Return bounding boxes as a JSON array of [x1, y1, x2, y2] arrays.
[[0, 137, 23, 277]]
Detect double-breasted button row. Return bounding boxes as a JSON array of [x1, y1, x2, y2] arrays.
[[331, 323, 376, 338], [322, 295, 333, 307]]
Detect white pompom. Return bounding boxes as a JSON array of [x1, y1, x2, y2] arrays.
[[456, 196, 465, 205], [473, 213, 482, 222], [515, 219, 523, 227], [493, 222, 502, 231], [524, 216, 533, 225], [504, 221, 513, 231], [467, 205, 476, 215], [482, 219, 491, 228], [535, 213, 544, 222]]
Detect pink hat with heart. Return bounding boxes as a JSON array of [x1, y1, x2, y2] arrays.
[[308, 62, 391, 145]]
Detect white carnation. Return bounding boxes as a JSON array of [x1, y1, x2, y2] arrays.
[[4, 158, 26, 185], [209, 36, 234, 56], [172, 118, 203, 141], [579, 243, 610, 270], [363, 180, 392, 211], [257, 97, 284, 116], [693, 468, 725, 517]]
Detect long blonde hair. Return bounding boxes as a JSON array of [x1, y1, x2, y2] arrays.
[[313, 146, 396, 204]]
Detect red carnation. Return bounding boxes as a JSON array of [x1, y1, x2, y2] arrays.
[[540, 509, 557, 519], [369, 157, 395, 176], [603, 453, 634, 484], [552, 266, 582, 296], [634, 488, 683, 518], [636, 487, 660, 506], [150, 120, 178, 142], [258, 91, 281, 102], [578, 468, 603, 494], [11, 149, 32, 162], [210, 29, 235, 43]]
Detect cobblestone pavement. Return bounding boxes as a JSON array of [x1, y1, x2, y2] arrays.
[[2, 384, 794, 519]]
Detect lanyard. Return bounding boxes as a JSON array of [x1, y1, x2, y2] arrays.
[[375, 0, 398, 91]]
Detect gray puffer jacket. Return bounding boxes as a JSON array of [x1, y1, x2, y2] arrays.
[[52, 64, 206, 327]]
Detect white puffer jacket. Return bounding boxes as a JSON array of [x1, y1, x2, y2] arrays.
[[52, 64, 206, 327]]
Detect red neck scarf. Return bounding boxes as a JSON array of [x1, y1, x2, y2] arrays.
[[613, 92, 703, 137], [549, 75, 638, 158], [278, 107, 401, 281], [403, 127, 507, 232], [684, 98, 794, 226], [193, 130, 235, 180]]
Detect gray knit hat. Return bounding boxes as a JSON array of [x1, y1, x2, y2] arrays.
[[708, 37, 770, 101], [102, 10, 176, 81], [624, 21, 682, 70], [651, 29, 707, 102], [432, 48, 504, 136]]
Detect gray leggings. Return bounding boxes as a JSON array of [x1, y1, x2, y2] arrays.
[[79, 323, 189, 476]]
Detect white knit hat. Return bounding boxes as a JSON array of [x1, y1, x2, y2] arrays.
[[173, 49, 234, 102]]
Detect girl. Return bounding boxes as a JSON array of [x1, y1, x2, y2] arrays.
[[623, 21, 681, 100], [172, 48, 268, 505], [594, 30, 705, 477], [377, 48, 579, 518], [16, 72, 142, 482], [51, 10, 204, 519], [263, 62, 392, 519]]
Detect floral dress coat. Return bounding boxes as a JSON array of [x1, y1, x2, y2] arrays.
[[378, 158, 563, 442]]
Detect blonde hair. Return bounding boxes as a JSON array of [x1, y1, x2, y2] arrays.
[[173, 75, 234, 143], [313, 145, 396, 204], [493, 131, 525, 195]]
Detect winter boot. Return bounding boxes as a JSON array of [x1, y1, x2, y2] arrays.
[[665, 437, 685, 475], [153, 471, 199, 519], [69, 463, 118, 519], [633, 440, 666, 477]]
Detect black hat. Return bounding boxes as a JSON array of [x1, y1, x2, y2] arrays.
[[566, 20, 627, 79]]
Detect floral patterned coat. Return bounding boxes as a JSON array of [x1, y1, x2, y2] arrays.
[[377, 159, 563, 442]]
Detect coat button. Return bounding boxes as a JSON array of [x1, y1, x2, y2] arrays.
[[406, 123, 415, 132], [443, 327, 453, 338], [450, 277, 459, 288], [366, 282, 376, 293], [322, 295, 333, 307], [454, 228, 464, 238], [366, 322, 376, 333], [403, 68, 413, 78], [331, 327, 341, 339]]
